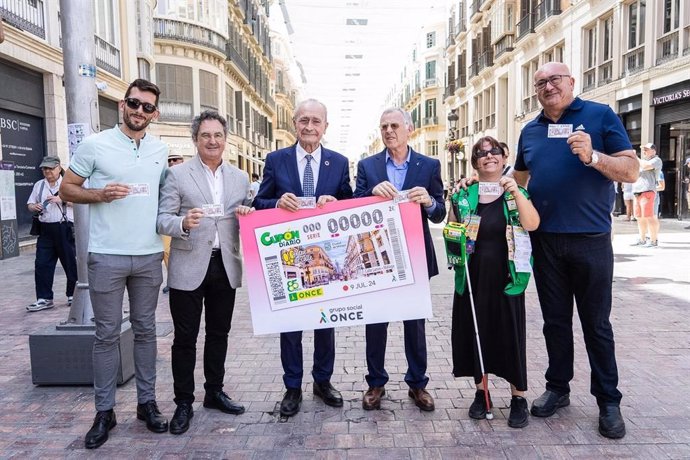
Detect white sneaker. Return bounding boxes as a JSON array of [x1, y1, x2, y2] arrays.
[[27, 299, 55, 312], [67, 296, 74, 306]]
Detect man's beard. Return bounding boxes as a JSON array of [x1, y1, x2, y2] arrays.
[[123, 111, 151, 132]]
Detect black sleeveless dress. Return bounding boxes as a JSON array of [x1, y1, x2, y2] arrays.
[[451, 197, 527, 391]]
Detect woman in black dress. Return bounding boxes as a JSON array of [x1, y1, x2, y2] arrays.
[[448, 136, 539, 428]]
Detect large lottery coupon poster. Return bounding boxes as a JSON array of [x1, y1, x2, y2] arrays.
[[239, 196, 433, 335]]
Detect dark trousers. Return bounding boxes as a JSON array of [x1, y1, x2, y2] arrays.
[[35, 222, 77, 300], [281, 328, 335, 389], [169, 254, 236, 404], [530, 232, 622, 406], [365, 319, 428, 389]]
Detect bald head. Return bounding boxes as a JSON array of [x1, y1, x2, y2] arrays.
[[534, 61, 575, 120]]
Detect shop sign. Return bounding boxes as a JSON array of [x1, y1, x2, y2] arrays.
[[652, 88, 690, 106]]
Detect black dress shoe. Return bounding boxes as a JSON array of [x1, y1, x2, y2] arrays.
[[204, 390, 245, 415], [599, 405, 626, 439], [136, 400, 169, 433], [85, 410, 117, 449], [313, 381, 343, 407], [508, 396, 529, 428], [280, 388, 303, 416], [530, 390, 570, 418], [170, 402, 194, 435]]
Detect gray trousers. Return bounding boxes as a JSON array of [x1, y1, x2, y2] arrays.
[[87, 252, 163, 411]]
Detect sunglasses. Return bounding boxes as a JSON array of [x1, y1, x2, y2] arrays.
[[474, 147, 503, 158], [125, 97, 157, 114]]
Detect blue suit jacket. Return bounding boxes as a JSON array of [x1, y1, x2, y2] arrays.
[[354, 148, 445, 278], [253, 144, 353, 209]]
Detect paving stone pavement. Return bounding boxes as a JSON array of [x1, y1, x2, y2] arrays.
[[0, 218, 689, 459]]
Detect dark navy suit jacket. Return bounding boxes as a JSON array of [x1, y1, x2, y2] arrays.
[[354, 148, 445, 278], [253, 144, 353, 209]]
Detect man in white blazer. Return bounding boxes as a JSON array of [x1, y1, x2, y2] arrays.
[[157, 110, 253, 435]]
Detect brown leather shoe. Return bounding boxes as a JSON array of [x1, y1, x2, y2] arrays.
[[408, 388, 435, 411], [362, 386, 385, 410]]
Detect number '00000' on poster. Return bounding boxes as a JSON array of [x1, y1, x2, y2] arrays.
[[255, 201, 415, 311]]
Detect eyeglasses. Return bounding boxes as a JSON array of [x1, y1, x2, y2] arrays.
[[380, 123, 401, 131], [124, 97, 157, 114], [534, 74, 570, 90], [474, 147, 503, 158]]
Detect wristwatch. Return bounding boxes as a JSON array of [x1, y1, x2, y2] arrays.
[[586, 150, 601, 167]]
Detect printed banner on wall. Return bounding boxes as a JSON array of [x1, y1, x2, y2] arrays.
[[239, 196, 432, 335]]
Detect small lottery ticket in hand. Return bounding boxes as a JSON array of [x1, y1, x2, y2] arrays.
[[202, 203, 224, 217], [394, 189, 411, 204], [128, 183, 150, 196], [478, 182, 503, 196], [297, 196, 316, 209]]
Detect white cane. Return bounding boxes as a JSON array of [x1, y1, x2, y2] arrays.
[[464, 259, 493, 420]]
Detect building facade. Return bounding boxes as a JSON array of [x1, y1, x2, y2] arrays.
[[445, 0, 690, 219], [366, 22, 449, 183], [0, 0, 281, 240], [153, 0, 275, 176]]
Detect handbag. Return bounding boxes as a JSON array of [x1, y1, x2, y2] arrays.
[[29, 180, 46, 236], [29, 214, 42, 236]]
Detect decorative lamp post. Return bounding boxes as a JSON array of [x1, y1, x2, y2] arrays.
[[446, 109, 460, 185]]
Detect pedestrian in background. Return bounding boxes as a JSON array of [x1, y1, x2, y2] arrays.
[[631, 143, 662, 247], [162, 152, 184, 294], [621, 182, 634, 221], [60, 79, 169, 449], [514, 62, 638, 439], [26, 155, 77, 312], [249, 173, 261, 199]]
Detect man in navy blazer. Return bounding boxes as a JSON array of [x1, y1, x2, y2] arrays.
[[253, 99, 352, 416], [354, 107, 445, 412]]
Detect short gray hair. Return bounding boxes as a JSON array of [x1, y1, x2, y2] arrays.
[[191, 110, 228, 140], [293, 98, 328, 122], [381, 107, 413, 128]]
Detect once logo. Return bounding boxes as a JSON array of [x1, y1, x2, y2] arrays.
[[289, 287, 324, 302]]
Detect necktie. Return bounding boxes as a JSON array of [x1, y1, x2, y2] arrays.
[[303, 154, 315, 197]]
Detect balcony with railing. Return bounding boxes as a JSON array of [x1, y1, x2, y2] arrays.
[[685, 26, 690, 56], [159, 101, 193, 123], [94, 35, 121, 77], [456, 20, 466, 35], [423, 117, 439, 126], [470, 0, 487, 21], [494, 34, 515, 58], [154, 17, 227, 56], [455, 73, 466, 90], [0, 0, 45, 39], [582, 68, 596, 92], [444, 82, 456, 99], [534, 0, 561, 28], [446, 31, 455, 48], [517, 13, 534, 42], [656, 31, 679, 65], [597, 61, 613, 86], [477, 49, 494, 73], [424, 78, 439, 88], [226, 43, 249, 79], [622, 46, 645, 76]]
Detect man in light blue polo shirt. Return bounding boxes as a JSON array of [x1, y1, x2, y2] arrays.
[[60, 79, 169, 449]]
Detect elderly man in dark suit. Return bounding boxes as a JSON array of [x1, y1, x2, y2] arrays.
[[253, 98, 352, 417], [157, 110, 253, 434], [354, 107, 446, 412]]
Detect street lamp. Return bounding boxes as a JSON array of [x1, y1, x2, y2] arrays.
[[447, 109, 459, 185]]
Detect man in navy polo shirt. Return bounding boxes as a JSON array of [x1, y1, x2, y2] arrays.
[[514, 62, 638, 439]]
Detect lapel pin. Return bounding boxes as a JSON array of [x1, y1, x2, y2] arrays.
[[324, 160, 330, 166]]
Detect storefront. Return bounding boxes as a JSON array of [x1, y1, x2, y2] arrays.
[[0, 59, 46, 238], [652, 81, 690, 219]]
